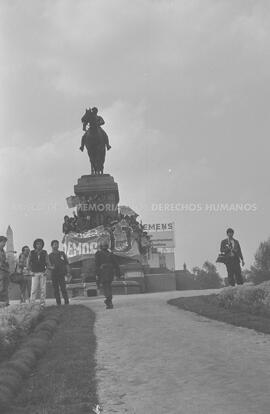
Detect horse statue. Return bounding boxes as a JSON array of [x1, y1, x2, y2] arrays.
[[80, 107, 111, 175]]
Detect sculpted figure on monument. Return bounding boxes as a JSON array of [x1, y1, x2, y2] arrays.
[[80, 107, 111, 175]]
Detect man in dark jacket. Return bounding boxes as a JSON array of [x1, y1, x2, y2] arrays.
[[27, 238, 51, 307], [49, 240, 70, 306], [220, 228, 245, 286], [95, 240, 120, 309]]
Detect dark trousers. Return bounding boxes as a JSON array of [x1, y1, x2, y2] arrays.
[[103, 281, 113, 302], [226, 259, 243, 286], [52, 275, 69, 305], [18, 278, 31, 302], [0, 271, 9, 304], [100, 266, 113, 303]]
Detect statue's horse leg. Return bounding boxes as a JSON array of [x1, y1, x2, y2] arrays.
[[97, 129, 106, 174], [89, 147, 100, 175], [86, 149, 94, 174], [98, 146, 106, 175], [85, 129, 99, 175]]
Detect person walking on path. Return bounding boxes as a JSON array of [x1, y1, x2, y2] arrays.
[[0, 236, 9, 306], [17, 245, 31, 303], [49, 240, 70, 306], [220, 228, 245, 286], [27, 238, 51, 308], [95, 241, 120, 309]]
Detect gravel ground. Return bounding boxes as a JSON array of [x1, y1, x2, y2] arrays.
[[82, 290, 270, 414]]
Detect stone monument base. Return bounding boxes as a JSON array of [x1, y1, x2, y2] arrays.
[[74, 174, 119, 227]]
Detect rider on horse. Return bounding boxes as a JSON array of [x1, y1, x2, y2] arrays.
[[80, 107, 111, 152], [79, 106, 111, 175]]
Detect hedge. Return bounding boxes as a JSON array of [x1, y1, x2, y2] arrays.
[[0, 308, 61, 410]]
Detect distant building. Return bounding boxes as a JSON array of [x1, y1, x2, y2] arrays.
[[143, 222, 175, 271], [6, 225, 16, 272]]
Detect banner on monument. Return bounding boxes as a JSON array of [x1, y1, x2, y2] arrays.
[[66, 195, 80, 208], [63, 225, 141, 263]]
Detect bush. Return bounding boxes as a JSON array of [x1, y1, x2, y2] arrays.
[[35, 319, 58, 334], [0, 368, 22, 392], [217, 282, 270, 316], [25, 337, 48, 358], [248, 238, 270, 284], [176, 262, 223, 290], [0, 384, 13, 410], [4, 360, 31, 377], [0, 310, 61, 410], [0, 304, 41, 363], [12, 349, 36, 368]]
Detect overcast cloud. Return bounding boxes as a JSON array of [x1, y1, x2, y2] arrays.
[[1, 0, 270, 272]]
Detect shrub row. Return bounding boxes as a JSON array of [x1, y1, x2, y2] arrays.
[[0, 309, 60, 410], [217, 281, 270, 316], [0, 304, 41, 364]]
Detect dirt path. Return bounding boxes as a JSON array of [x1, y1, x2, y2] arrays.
[[83, 291, 270, 414]]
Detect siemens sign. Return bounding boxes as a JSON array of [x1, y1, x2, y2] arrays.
[[143, 222, 175, 249], [143, 222, 174, 232]]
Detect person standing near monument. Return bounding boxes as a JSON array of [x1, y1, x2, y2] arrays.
[[17, 245, 31, 303], [95, 240, 120, 309], [49, 240, 70, 306], [220, 228, 245, 286], [0, 236, 9, 306], [27, 238, 51, 308]]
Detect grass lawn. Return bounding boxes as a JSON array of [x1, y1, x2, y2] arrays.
[[7, 305, 98, 414], [168, 294, 270, 334]]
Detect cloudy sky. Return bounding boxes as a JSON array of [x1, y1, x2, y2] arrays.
[[1, 0, 270, 272]]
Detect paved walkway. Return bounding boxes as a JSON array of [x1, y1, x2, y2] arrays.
[[82, 291, 270, 414]]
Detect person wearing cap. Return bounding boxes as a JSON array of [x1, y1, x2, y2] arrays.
[[49, 240, 70, 306], [0, 236, 9, 306], [27, 239, 51, 307], [95, 240, 120, 309], [220, 228, 245, 286]]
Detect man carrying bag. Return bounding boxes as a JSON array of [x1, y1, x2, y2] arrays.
[[218, 228, 245, 286]]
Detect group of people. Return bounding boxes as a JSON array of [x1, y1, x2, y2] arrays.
[[0, 237, 70, 308], [62, 213, 85, 234], [119, 215, 151, 255], [0, 227, 245, 309], [0, 235, 121, 310], [62, 210, 152, 257]]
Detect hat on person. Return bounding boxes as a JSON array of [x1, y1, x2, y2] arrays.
[[226, 228, 234, 234]]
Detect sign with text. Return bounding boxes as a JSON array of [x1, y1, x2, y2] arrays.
[[63, 226, 141, 263], [143, 222, 175, 248], [143, 222, 174, 232]]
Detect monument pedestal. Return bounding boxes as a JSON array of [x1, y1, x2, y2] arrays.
[[68, 174, 120, 283], [74, 174, 119, 226]]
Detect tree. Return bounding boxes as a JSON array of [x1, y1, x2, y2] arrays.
[[175, 266, 197, 290], [250, 238, 270, 284], [192, 261, 223, 289], [242, 269, 253, 283]]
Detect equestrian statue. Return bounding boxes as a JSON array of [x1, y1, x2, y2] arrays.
[[80, 107, 111, 175]]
